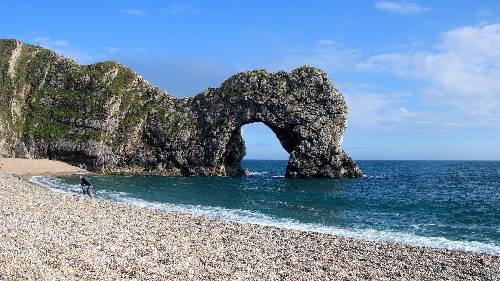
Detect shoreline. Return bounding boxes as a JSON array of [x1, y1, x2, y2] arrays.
[[0, 159, 499, 279], [30, 173, 500, 257]]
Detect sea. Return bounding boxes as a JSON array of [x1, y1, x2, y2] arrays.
[[31, 160, 500, 256]]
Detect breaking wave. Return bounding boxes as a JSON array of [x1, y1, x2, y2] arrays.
[[30, 175, 500, 256]]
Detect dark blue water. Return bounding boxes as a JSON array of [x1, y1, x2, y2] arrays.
[[31, 160, 500, 255]]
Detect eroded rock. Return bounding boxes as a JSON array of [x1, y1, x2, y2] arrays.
[[0, 39, 362, 178]]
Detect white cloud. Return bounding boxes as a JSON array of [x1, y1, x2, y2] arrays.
[[339, 82, 422, 127], [28, 36, 152, 65], [30, 37, 102, 64], [120, 8, 146, 16], [359, 23, 500, 123], [274, 40, 361, 72], [317, 39, 337, 46], [104, 47, 120, 54], [272, 41, 424, 128], [374, 1, 429, 15], [164, 3, 199, 15], [476, 9, 492, 18], [345, 91, 399, 126], [33, 36, 69, 47]]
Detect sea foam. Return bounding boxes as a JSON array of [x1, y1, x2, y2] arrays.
[[246, 171, 268, 176], [31, 175, 500, 256]]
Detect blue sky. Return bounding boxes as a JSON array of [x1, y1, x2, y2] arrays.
[[2, 1, 500, 160]]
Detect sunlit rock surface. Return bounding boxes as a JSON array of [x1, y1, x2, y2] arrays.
[[0, 39, 362, 178]]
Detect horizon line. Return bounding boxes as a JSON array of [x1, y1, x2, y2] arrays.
[[242, 159, 500, 161]]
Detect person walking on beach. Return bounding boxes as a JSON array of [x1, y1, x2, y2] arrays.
[[79, 176, 93, 198]]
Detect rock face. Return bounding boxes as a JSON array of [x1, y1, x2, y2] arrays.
[[0, 39, 362, 178]]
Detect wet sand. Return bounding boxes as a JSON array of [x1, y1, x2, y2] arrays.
[[0, 160, 498, 279]]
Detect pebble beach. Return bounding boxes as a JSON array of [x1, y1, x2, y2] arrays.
[[0, 160, 499, 280]]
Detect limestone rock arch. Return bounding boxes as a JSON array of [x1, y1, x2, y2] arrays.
[[0, 40, 362, 178], [189, 66, 363, 178]]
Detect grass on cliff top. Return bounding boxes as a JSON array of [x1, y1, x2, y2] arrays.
[[1, 39, 196, 155]]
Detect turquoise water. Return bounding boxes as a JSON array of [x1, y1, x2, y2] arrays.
[[31, 160, 500, 255]]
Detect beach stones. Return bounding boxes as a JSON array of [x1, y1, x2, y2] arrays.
[[0, 39, 362, 178], [0, 172, 498, 279]]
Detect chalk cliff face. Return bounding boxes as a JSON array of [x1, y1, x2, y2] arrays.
[[0, 39, 362, 178]]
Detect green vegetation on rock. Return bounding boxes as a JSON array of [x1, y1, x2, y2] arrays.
[[25, 88, 102, 143], [0, 39, 362, 178]]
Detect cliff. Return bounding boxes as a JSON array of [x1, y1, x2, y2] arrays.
[[0, 39, 362, 178]]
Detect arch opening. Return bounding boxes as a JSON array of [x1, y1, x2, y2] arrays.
[[242, 122, 289, 161], [221, 122, 291, 177]]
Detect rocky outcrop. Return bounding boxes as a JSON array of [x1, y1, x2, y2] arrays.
[[0, 39, 362, 178]]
